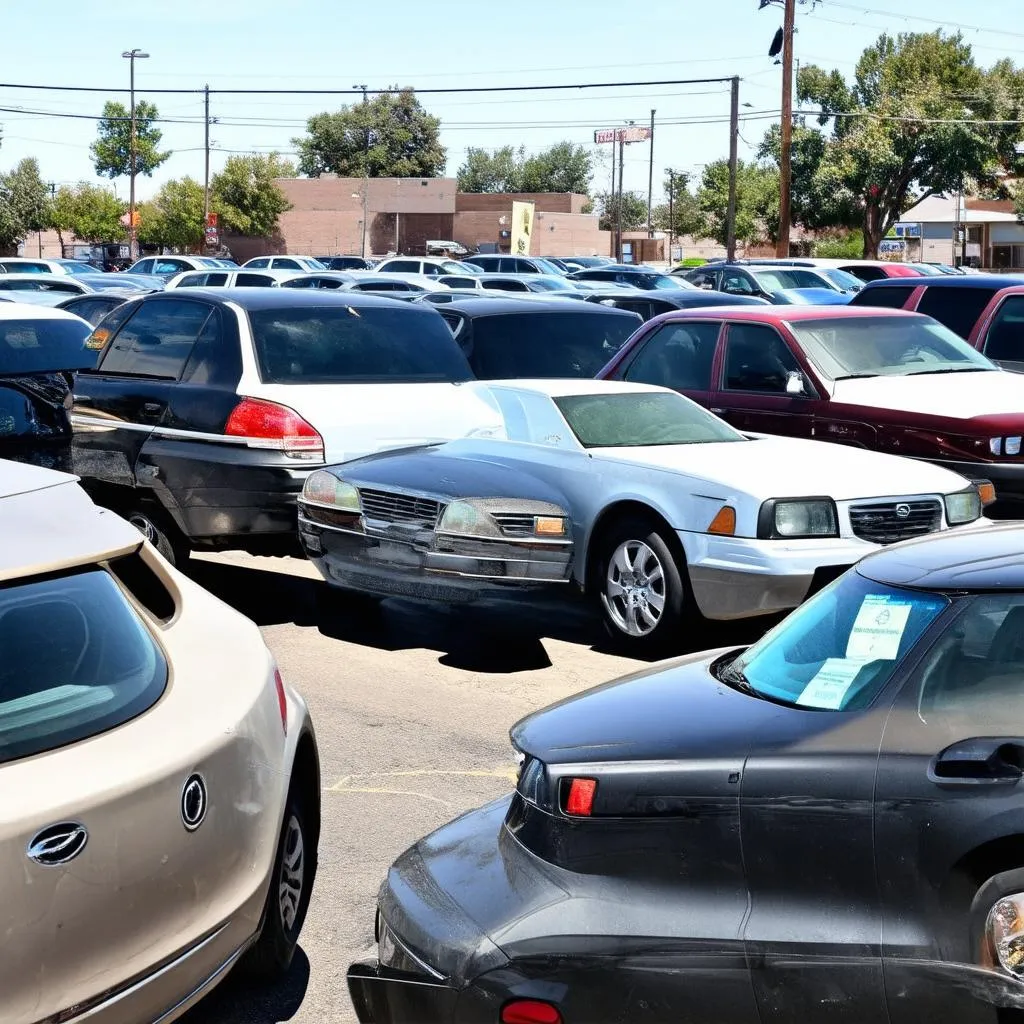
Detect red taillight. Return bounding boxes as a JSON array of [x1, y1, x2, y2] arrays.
[[225, 397, 323, 460], [273, 668, 288, 734], [564, 777, 597, 817], [500, 1000, 562, 1024]]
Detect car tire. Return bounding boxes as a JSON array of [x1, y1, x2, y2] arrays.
[[594, 514, 689, 656], [126, 508, 191, 569], [241, 788, 316, 982]]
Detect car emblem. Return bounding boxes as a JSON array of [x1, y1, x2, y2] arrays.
[[27, 822, 88, 866], [181, 774, 208, 832], [895, 503, 911, 519]]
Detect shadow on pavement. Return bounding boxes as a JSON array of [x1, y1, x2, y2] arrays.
[[187, 558, 776, 671], [179, 947, 310, 1023]]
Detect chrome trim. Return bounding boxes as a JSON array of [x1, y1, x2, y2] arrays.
[[27, 822, 88, 867], [378, 919, 446, 982], [180, 773, 208, 832], [436, 529, 572, 547]]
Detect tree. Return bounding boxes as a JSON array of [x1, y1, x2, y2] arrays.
[[137, 177, 205, 251], [211, 153, 294, 236], [799, 31, 1024, 257], [457, 141, 593, 194], [695, 159, 780, 247], [50, 183, 125, 246], [595, 191, 648, 232], [293, 89, 445, 178], [652, 172, 705, 238], [0, 158, 51, 253], [91, 100, 171, 181]]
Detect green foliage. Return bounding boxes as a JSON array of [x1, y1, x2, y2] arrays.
[[0, 158, 51, 252], [695, 159, 780, 247], [799, 31, 1024, 256], [91, 100, 170, 180], [50, 183, 125, 244], [293, 89, 445, 178], [812, 231, 865, 259], [679, 257, 708, 267], [652, 171, 705, 237], [457, 142, 593, 194], [137, 177, 205, 251], [211, 153, 294, 236], [595, 190, 648, 232]]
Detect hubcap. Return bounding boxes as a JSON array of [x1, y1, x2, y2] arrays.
[[601, 539, 667, 637], [128, 513, 157, 543], [278, 814, 304, 932]]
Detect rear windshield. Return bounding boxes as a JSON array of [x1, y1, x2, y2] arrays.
[[468, 311, 639, 378], [0, 317, 94, 374], [0, 568, 167, 764], [249, 304, 473, 383]]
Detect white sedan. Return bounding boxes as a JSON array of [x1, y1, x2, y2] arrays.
[[298, 379, 993, 654]]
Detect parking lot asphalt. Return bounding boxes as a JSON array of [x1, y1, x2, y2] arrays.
[[178, 551, 773, 1024]]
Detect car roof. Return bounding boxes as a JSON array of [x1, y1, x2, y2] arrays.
[[0, 302, 87, 322], [0, 273, 84, 283], [862, 273, 1024, 289], [489, 378, 670, 399], [857, 523, 1024, 591], [657, 304, 926, 323], [439, 295, 641, 317], [141, 287, 423, 311]]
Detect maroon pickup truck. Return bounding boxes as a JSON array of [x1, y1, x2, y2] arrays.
[[597, 304, 1024, 511]]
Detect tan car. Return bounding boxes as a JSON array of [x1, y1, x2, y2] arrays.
[[0, 460, 320, 1023]]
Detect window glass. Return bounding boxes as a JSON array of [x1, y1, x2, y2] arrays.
[[849, 285, 916, 309], [99, 299, 211, 378], [131, 260, 154, 275], [248, 304, 473, 383], [0, 568, 167, 764], [483, 279, 527, 291], [275, 259, 301, 270], [175, 273, 207, 288], [842, 265, 886, 282], [516, 260, 539, 274], [0, 280, 42, 291], [422, 264, 444, 276], [380, 260, 419, 273], [0, 262, 47, 274], [724, 572, 948, 711], [0, 317, 94, 373], [614, 300, 654, 320], [724, 323, 802, 392], [624, 321, 721, 390], [555, 391, 744, 449], [154, 259, 185, 275], [181, 308, 238, 386], [246, 258, 269, 269], [983, 296, 1024, 364], [236, 273, 275, 287], [721, 270, 758, 295], [440, 261, 466, 273], [751, 268, 834, 292], [916, 286, 998, 340], [62, 300, 104, 326], [203, 272, 229, 286], [688, 271, 719, 290]]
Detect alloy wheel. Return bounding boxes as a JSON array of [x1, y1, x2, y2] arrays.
[[127, 513, 158, 544], [602, 539, 667, 637], [278, 814, 305, 933]]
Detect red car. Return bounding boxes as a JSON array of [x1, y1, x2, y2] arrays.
[[850, 274, 1024, 371], [597, 305, 1024, 511]]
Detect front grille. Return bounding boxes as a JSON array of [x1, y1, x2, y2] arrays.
[[358, 488, 443, 527], [490, 512, 537, 538], [848, 499, 941, 545]]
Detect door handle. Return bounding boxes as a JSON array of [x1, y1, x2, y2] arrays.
[[929, 737, 1024, 785], [142, 402, 162, 414], [710, 407, 726, 415]]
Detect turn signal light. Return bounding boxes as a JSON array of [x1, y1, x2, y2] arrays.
[[564, 777, 597, 817], [707, 505, 737, 535], [978, 481, 997, 507], [225, 398, 324, 460], [500, 999, 563, 1024], [273, 667, 288, 734]]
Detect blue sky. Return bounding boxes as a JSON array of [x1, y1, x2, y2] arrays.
[[1, 0, 1020, 202]]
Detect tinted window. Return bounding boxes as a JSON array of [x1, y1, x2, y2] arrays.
[[623, 322, 721, 390], [723, 323, 801, 392], [274, 259, 302, 270], [751, 268, 834, 292], [204, 272, 229, 286], [60, 300, 106, 326], [483, 279, 528, 291], [0, 317, 94, 373], [721, 269, 758, 295], [247, 258, 269, 268], [849, 285, 916, 310], [516, 260, 539, 274], [181, 308, 238, 387], [236, 273, 275, 287], [381, 260, 420, 273], [499, 258, 519, 273], [687, 270, 719, 289], [983, 296, 1024, 364], [468, 311, 638, 378], [0, 262, 47, 274], [916, 286, 999, 340], [0, 568, 167, 764], [840, 265, 885, 282], [154, 259, 186, 275], [131, 260, 154, 274], [175, 273, 208, 288], [355, 281, 410, 292], [613, 300, 654, 320], [99, 299, 211, 378], [422, 264, 445, 277], [248, 305, 473, 383]]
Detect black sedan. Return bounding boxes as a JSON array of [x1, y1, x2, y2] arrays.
[[56, 290, 140, 326], [568, 265, 697, 292], [583, 287, 769, 320], [348, 523, 1024, 1024]]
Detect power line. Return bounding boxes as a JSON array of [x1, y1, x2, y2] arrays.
[[819, 0, 1024, 42]]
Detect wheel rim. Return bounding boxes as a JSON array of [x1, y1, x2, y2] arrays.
[[601, 539, 667, 637], [278, 814, 305, 933], [127, 513, 157, 543]]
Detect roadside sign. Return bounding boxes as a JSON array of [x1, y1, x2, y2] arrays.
[[879, 239, 904, 254], [594, 126, 653, 144], [206, 212, 218, 228], [204, 225, 219, 248]]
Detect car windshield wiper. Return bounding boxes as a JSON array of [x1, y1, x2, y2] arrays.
[[719, 659, 757, 695], [902, 366, 992, 376], [833, 372, 880, 380]]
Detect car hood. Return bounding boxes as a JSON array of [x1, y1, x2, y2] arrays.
[[592, 435, 968, 501], [830, 369, 1024, 420]]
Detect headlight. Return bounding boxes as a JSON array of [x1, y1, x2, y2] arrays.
[[758, 498, 838, 539], [301, 471, 360, 512], [945, 488, 981, 525], [438, 498, 568, 540], [987, 894, 1024, 975]]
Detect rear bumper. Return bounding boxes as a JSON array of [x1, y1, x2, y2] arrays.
[[347, 962, 460, 1024]]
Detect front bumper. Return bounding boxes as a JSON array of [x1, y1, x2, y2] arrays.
[[297, 506, 573, 603]]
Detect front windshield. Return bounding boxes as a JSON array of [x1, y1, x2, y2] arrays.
[[788, 315, 996, 379], [821, 268, 863, 291], [753, 268, 839, 292], [441, 260, 468, 274], [721, 572, 949, 711], [530, 277, 573, 291], [649, 275, 694, 291], [535, 258, 566, 276], [554, 391, 745, 448], [59, 262, 98, 276]]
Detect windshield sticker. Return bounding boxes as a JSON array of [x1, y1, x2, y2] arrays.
[[846, 595, 913, 661], [797, 657, 870, 710]]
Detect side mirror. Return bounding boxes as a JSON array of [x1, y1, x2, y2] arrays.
[[786, 371, 806, 396]]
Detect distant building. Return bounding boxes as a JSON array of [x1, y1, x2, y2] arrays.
[[897, 194, 1023, 269]]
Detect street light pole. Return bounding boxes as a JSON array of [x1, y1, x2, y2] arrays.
[[121, 48, 150, 260], [354, 83, 369, 258], [776, 0, 796, 257], [666, 168, 675, 262]]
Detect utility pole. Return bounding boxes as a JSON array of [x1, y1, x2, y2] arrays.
[[726, 76, 740, 262], [667, 168, 675, 263], [616, 132, 625, 262], [354, 83, 369, 258], [121, 48, 150, 261], [646, 108, 656, 241], [203, 84, 210, 228], [776, 0, 796, 258]]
